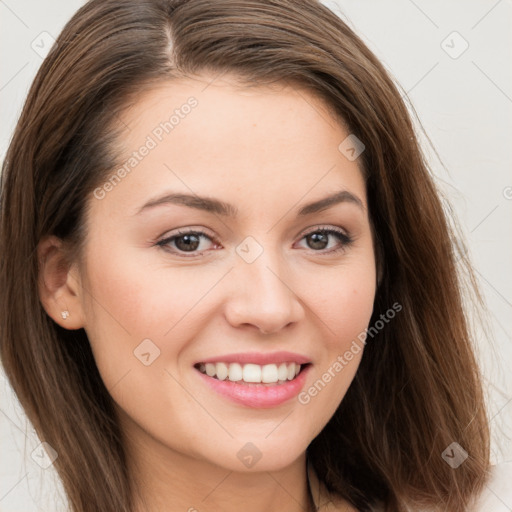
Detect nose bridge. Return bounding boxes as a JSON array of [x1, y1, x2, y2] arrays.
[[225, 234, 303, 333]]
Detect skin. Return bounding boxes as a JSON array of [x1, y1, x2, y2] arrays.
[[38, 73, 376, 512]]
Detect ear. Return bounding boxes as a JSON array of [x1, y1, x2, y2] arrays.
[[37, 235, 86, 330]]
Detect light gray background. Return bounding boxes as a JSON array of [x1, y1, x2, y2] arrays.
[[1, 1, 511, 510]]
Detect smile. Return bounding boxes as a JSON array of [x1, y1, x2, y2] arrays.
[[193, 352, 312, 408], [195, 361, 303, 385]]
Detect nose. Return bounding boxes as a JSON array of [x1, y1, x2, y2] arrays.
[[223, 247, 305, 335]]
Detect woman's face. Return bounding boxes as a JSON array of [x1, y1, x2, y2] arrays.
[[72, 73, 376, 473]]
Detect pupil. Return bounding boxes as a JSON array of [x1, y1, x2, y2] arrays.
[[176, 234, 200, 251], [308, 232, 327, 250]]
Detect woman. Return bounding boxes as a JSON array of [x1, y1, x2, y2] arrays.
[[0, 0, 500, 510]]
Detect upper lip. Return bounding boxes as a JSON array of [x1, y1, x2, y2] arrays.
[[196, 351, 311, 366]]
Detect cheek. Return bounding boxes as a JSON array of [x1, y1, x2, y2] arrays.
[[82, 243, 214, 338], [79, 242, 227, 384], [319, 284, 374, 337], [313, 259, 376, 348], [298, 258, 375, 422]]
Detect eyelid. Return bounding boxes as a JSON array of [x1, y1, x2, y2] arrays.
[[155, 227, 219, 255], [300, 224, 350, 238], [156, 226, 217, 242]]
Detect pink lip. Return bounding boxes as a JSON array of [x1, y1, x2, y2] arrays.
[[197, 351, 311, 365], [195, 364, 312, 409]]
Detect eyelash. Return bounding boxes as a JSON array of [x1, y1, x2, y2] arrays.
[[155, 226, 354, 258]]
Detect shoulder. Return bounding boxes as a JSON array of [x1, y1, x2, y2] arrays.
[[308, 462, 512, 511]]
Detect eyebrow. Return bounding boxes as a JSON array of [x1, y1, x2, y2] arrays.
[[135, 189, 364, 217]]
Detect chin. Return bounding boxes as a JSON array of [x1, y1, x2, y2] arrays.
[[188, 428, 313, 473]]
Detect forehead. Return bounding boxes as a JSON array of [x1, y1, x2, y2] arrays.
[[122, 74, 347, 139], [92, 73, 367, 217]]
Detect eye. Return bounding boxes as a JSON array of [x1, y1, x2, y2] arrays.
[[156, 229, 218, 256], [155, 226, 353, 258], [296, 227, 353, 254]]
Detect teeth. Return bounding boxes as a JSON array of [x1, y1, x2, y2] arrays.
[[216, 362, 228, 381], [277, 363, 288, 381], [261, 364, 278, 383], [243, 363, 261, 383], [198, 362, 302, 384], [228, 363, 243, 381]]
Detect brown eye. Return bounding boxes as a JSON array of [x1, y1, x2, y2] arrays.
[[298, 228, 353, 254], [156, 230, 217, 256], [174, 233, 201, 252], [306, 232, 329, 250]]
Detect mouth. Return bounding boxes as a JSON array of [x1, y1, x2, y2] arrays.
[[194, 361, 310, 386], [192, 352, 312, 408]]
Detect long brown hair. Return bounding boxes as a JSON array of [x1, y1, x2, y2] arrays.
[[0, 1, 490, 510]]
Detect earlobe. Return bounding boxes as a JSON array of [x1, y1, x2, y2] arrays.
[[37, 235, 85, 330]]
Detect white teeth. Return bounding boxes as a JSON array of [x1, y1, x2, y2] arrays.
[[261, 364, 278, 383], [228, 363, 243, 381], [205, 363, 216, 377], [278, 363, 288, 381], [243, 363, 261, 383], [216, 362, 228, 381], [198, 362, 303, 384]]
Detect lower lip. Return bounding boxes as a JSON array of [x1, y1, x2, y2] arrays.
[[195, 365, 311, 409]]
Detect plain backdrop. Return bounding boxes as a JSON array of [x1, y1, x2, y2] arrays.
[[1, 1, 511, 510]]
